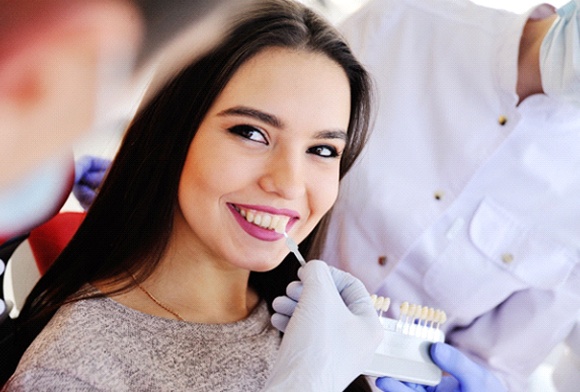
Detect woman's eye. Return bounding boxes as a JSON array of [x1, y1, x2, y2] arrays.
[[228, 125, 268, 144], [308, 145, 340, 158]]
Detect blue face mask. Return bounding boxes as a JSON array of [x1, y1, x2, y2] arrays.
[[540, 0, 580, 106], [0, 154, 73, 239]]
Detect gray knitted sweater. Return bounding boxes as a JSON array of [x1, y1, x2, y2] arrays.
[[4, 296, 280, 391]]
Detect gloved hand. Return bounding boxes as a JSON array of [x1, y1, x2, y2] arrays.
[[375, 342, 507, 392], [73, 155, 111, 210], [264, 259, 383, 391]]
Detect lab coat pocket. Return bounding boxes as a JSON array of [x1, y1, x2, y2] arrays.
[[469, 198, 575, 290], [423, 198, 575, 319]]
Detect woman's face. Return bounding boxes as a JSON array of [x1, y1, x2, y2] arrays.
[[175, 47, 351, 272]]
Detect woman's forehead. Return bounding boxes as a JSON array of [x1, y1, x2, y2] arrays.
[[210, 47, 351, 131]]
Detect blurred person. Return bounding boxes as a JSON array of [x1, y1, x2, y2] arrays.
[[0, 0, 247, 238]]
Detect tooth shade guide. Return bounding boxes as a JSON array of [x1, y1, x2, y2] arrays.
[[381, 297, 391, 313], [371, 296, 390, 317], [366, 297, 447, 385], [427, 308, 435, 326], [372, 297, 446, 341]]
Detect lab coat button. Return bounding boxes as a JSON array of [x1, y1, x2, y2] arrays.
[[434, 191, 444, 201], [378, 256, 388, 266], [501, 253, 514, 264], [498, 115, 507, 126]]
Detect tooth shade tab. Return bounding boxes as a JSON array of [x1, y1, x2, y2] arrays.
[[378, 298, 447, 341]]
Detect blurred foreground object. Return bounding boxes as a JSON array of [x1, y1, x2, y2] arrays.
[[0, 0, 246, 187], [0, 0, 247, 236]]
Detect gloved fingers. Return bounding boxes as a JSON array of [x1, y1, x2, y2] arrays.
[[272, 295, 298, 317], [83, 155, 111, 172], [296, 260, 382, 349], [429, 343, 505, 391], [430, 343, 481, 378], [73, 184, 97, 210], [270, 313, 290, 333], [327, 265, 376, 318], [376, 377, 426, 392], [285, 280, 302, 302], [295, 260, 352, 313], [74, 157, 92, 183], [78, 170, 106, 188], [296, 259, 328, 283], [297, 259, 355, 299], [88, 156, 112, 171], [74, 155, 111, 182], [434, 375, 460, 391], [297, 259, 379, 319]]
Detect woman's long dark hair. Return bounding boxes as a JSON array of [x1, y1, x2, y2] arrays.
[[9, 0, 373, 389]]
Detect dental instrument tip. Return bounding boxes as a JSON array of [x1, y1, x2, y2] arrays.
[[283, 232, 306, 266]]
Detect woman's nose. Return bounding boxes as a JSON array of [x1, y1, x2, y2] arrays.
[[258, 152, 306, 200]]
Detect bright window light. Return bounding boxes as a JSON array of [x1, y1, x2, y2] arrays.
[[306, 0, 571, 22], [470, 0, 568, 12]]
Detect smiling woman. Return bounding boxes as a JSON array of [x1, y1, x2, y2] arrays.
[[2, 0, 374, 391], [176, 48, 350, 273]]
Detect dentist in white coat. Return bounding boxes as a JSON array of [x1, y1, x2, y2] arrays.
[[323, 0, 580, 390]]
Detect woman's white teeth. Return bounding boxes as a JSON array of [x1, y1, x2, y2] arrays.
[[238, 207, 290, 231], [270, 215, 280, 230], [261, 214, 272, 228]]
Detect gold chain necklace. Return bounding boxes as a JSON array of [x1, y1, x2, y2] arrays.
[[131, 274, 185, 321]]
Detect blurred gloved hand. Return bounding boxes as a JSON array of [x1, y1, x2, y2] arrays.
[[375, 342, 507, 392], [264, 259, 383, 391], [73, 156, 111, 210]]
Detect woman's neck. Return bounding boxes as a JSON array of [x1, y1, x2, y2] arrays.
[[144, 248, 260, 323], [99, 226, 259, 324]]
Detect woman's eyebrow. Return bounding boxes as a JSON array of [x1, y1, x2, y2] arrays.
[[315, 129, 348, 141], [218, 105, 348, 140], [218, 106, 283, 128]]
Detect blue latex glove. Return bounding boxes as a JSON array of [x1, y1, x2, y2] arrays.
[[265, 260, 383, 391], [73, 155, 111, 210], [375, 342, 507, 392]]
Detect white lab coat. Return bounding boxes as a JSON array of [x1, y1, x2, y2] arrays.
[[322, 0, 580, 390]]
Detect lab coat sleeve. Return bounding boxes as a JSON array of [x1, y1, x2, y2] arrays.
[[446, 276, 580, 391]]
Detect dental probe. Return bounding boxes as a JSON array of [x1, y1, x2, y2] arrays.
[[282, 231, 306, 266], [273, 219, 306, 266]]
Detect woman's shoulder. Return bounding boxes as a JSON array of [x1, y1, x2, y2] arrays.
[[27, 297, 119, 349], [5, 297, 126, 391]]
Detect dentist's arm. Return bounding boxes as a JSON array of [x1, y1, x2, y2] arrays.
[[264, 260, 383, 391]]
